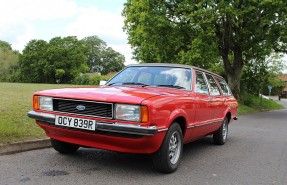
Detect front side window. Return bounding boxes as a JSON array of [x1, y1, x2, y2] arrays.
[[107, 66, 192, 90], [206, 74, 221, 96], [195, 71, 209, 94]]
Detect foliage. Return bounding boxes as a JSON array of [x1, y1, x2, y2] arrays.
[[45, 36, 89, 83], [82, 36, 125, 75], [1, 35, 125, 84], [73, 73, 113, 85], [0, 40, 19, 82], [241, 53, 286, 96], [18, 37, 89, 83], [82, 36, 107, 72], [0, 40, 12, 51], [238, 93, 284, 114], [100, 47, 125, 75], [123, 0, 287, 99], [55, 69, 65, 82], [18, 39, 49, 83]]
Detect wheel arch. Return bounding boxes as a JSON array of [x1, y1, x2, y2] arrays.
[[171, 116, 186, 137], [226, 112, 231, 123]]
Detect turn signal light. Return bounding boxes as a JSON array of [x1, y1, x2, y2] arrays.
[[33, 96, 39, 110], [141, 106, 149, 123]]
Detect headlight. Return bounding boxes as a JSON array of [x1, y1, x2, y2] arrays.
[[115, 104, 148, 122], [34, 96, 53, 111]]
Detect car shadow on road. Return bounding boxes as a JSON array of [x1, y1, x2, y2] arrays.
[[46, 136, 218, 176]]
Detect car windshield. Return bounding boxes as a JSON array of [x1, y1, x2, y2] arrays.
[[107, 66, 192, 90]]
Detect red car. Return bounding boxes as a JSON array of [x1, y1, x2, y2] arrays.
[[28, 63, 238, 173]]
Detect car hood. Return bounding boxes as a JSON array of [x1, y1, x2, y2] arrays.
[[35, 86, 186, 104]]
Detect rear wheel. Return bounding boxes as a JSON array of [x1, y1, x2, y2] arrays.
[[153, 122, 183, 173], [51, 138, 79, 154], [213, 117, 229, 145]]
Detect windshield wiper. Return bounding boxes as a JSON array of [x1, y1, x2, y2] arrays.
[[155, 84, 185, 89], [107, 82, 121, 86], [122, 82, 149, 87], [107, 82, 149, 87]]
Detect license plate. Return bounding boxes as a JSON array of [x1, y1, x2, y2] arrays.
[[55, 116, 96, 131]]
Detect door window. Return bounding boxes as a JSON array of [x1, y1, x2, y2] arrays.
[[195, 71, 209, 95]]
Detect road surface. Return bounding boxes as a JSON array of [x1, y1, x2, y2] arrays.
[[1, 109, 287, 185]]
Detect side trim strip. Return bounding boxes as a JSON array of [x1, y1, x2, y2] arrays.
[[187, 119, 224, 129]]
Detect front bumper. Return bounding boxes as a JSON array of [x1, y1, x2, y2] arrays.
[[27, 110, 159, 136]]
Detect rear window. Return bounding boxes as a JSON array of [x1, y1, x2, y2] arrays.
[[217, 78, 232, 95]]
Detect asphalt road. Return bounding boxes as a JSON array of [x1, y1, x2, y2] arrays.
[[1, 109, 287, 185]]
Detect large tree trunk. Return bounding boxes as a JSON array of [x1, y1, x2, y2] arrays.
[[222, 48, 244, 100], [214, 19, 244, 100], [226, 70, 241, 100]]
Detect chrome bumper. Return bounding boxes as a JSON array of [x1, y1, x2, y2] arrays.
[[27, 111, 159, 136]]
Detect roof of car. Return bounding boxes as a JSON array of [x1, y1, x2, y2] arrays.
[[127, 63, 224, 79]]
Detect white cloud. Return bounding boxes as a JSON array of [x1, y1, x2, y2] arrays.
[[0, 0, 78, 51], [0, 0, 77, 21], [65, 6, 137, 65], [0, 0, 137, 65], [66, 7, 126, 41]]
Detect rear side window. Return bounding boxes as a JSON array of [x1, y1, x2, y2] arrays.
[[217, 78, 232, 95], [195, 71, 209, 95], [206, 74, 221, 96]]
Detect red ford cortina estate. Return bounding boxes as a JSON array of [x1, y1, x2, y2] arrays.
[[28, 63, 238, 173]]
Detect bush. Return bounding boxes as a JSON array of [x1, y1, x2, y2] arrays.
[[240, 93, 254, 107], [73, 73, 112, 85], [238, 93, 284, 114]]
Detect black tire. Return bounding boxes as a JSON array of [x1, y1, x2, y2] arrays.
[[51, 138, 79, 154], [153, 122, 183, 173], [213, 117, 229, 145]]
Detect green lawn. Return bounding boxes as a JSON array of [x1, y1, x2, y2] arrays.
[[0, 83, 77, 144]]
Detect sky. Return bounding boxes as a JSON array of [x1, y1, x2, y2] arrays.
[[0, 0, 136, 65]]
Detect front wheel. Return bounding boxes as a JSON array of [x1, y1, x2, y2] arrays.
[[213, 117, 229, 145], [153, 122, 183, 173], [51, 138, 79, 154]]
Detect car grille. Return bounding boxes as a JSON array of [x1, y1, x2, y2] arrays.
[[53, 99, 113, 119]]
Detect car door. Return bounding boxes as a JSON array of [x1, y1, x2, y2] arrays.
[[189, 71, 214, 139], [205, 74, 225, 131]]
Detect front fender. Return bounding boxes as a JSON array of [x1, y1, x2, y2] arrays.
[[167, 109, 188, 128]]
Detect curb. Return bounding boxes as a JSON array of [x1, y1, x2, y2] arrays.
[[0, 138, 51, 156]]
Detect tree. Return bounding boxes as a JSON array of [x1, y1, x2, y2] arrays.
[[19, 37, 89, 83], [101, 47, 125, 75], [45, 36, 88, 83], [0, 40, 19, 82], [241, 53, 286, 96], [19, 39, 49, 83], [123, 0, 287, 99], [0, 40, 12, 51], [82, 36, 125, 75], [82, 36, 107, 73]]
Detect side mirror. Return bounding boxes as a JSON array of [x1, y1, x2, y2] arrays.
[[99, 80, 107, 86]]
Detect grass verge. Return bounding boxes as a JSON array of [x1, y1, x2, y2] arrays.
[[238, 93, 284, 114], [0, 83, 77, 144]]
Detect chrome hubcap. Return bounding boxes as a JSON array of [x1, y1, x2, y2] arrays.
[[169, 132, 181, 165]]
